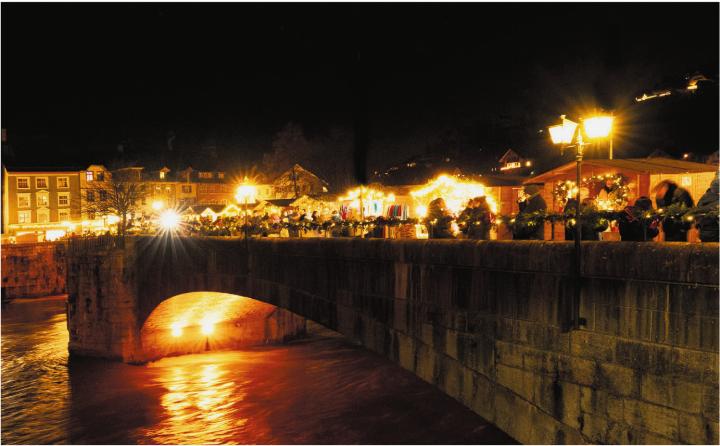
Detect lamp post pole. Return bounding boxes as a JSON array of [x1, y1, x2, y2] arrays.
[[550, 113, 612, 332], [245, 196, 249, 240], [608, 111, 614, 160], [572, 132, 584, 331]]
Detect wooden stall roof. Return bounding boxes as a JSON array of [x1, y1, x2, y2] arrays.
[[525, 157, 716, 184]]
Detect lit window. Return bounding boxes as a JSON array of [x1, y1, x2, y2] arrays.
[[36, 177, 48, 189], [218, 172, 225, 179], [58, 193, 70, 207], [17, 194, 31, 208], [37, 208, 49, 224], [16, 177, 30, 189], [86, 171, 94, 182], [182, 185, 192, 193], [199, 172, 213, 179], [36, 192, 49, 207], [159, 171, 166, 179], [57, 177, 70, 188], [58, 209, 71, 221], [17, 210, 31, 224]]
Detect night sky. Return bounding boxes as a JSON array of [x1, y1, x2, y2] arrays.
[[2, 3, 718, 182]]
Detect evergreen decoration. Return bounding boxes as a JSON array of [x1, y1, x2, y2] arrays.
[[552, 173, 630, 210], [175, 206, 718, 239]]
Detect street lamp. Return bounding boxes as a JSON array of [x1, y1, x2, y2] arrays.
[[548, 113, 613, 330], [235, 179, 257, 239]]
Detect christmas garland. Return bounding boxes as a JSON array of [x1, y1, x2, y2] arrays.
[[552, 173, 630, 209], [182, 203, 718, 238]]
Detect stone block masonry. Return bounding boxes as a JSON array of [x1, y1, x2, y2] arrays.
[[66, 237, 719, 444], [2, 241, 67, 299]]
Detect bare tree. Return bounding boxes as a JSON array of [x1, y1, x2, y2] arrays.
[[80, 171, 148, 236]]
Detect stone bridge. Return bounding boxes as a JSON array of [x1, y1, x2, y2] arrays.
[[65, 236, 719, 445]]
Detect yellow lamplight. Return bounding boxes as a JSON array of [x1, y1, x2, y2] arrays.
[[199, 314, 218, 335], [410, 174, 498, 215], [107, 215, 121, 225], [583, 116, 614, 139], [339, 185, 394, 218], [235, 177, 258, 204], [171, 322, 183, 337], [152, 200, 165, 211], [548, 116, 578, 144], [45, 229, 66, 241], [159, 210, 181, 231]]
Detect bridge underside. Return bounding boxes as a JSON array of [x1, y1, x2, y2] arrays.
[[139, 292, 307, 362]]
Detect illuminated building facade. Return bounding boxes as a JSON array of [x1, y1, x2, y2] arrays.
[[2, 166, 83, 241]]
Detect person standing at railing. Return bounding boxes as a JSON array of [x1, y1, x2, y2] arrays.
[[458, 196, 492, 240], [696, 173, 719, 242], [618, 197, 659, 241], [425, 197, 454, 239], [512, 184, 547, 240], [654, 180, 694, 242]]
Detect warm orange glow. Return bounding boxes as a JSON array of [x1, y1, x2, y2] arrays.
[[159, 210, 181, 231], [171, 322, 184, 337], [415, 205, 428, 218], [235, 177, 257, 204], [200, 318, 215, 335], [583, 116, 614, 139], [338, 185, 394, 218], [152, 200, 165, 211], [410, 174, 497, 215]]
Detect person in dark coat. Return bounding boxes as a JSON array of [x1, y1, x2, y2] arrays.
[[695, 173, 719, 242], [458, 196, 493, 240], [618, 196, 659, 241], [512, 184, 546, 240], [425, 197, 455, 239], [654, 180, 694, 241]]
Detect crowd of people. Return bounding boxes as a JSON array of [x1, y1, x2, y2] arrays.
[[176, 174, 719, 243], [505, 174, 719, 243], [418, 174, 718, 243]]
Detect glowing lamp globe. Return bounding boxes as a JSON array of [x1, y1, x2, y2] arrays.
[[235, 184, 257, 204], [583, 116, 614, 139], [548, 117, 578, 145], [159, 210, 181, 231]]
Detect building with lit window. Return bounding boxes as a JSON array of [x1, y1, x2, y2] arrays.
[[2, 165, 83, 242]]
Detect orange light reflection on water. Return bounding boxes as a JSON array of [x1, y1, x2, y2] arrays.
[[140, 353, 249, 444]]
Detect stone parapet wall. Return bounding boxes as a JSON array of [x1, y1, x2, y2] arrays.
[[1, 242, 67, 299], [66, 237, 719, 444]]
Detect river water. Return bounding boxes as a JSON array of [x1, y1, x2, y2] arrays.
[[1, 298, 514, 444]]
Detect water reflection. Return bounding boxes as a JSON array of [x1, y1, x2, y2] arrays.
[[2, 298, 515, 445], [143, 358, 246, 444], [1, 299, 70, 445]]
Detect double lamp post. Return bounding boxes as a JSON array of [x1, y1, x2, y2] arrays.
[[548, 113, 613, 330]]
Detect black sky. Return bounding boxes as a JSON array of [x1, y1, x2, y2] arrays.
[[2, 3, 718, 176]]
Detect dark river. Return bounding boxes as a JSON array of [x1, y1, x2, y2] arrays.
[[2, 297, 514, 444]]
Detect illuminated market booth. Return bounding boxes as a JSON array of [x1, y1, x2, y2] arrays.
[[525, 157, 717, 240]]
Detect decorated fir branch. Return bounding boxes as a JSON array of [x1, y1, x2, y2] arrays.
[[182, 203, 718, 238]]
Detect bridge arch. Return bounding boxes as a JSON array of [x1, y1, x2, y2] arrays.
[[139, 292, 307, 361]]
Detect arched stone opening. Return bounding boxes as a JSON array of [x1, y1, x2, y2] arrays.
[[139, 292, 306, 361]]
